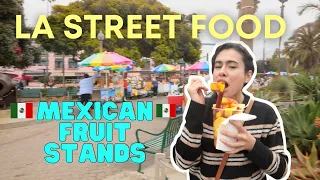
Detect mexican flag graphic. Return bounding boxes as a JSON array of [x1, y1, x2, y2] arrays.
[[156, 104, 176, 118], [10, 103, 33, 119]]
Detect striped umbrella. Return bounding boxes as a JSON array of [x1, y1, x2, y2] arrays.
[[93, 65, 132, 72], [186, 61, 209, 71], [280, 72, 288, 76], [152, 64, 177, 72], [78, 52, 135, 67], [290, 73, 299, 76]]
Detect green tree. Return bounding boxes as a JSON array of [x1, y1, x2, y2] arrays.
[[36, 1, 99, 62], [114, 47, 144, 67], [36, 0, 201, 67], [283, 22, 320, 69], [256, 60, 267, 73], [0, 0, 41, 69], [259, 48, 289, 72]]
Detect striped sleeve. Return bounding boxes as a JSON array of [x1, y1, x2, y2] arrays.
[[245, 107, 289, 179], [172, 100, 205, 170]]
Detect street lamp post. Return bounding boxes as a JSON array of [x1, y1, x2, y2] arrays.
[[178, 58, 185, 84], [278, 0, 288, 72], [62, 53, 65, 87], [97, 31, 107, 86], [45, 50, 49, 89], [262, 39, 266, 61], [97, 31, 104, 53], [260, 38, 267, 72]]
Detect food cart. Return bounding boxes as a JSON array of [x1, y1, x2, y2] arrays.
[[158, 83, 170, 95], [125, 72, 148, 99], [96, 72, 124, 103]]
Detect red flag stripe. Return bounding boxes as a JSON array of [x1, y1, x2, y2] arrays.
[[26, 103, 33, 118], [170, 104, 176, 118]]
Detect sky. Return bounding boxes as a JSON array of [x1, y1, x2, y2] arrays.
[[24, 0, 318, 61]]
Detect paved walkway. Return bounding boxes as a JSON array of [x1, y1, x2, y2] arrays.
[[0, 102, 48, 130], [0, 97, 187, 180]]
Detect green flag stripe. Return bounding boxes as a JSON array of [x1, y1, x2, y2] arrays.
[[156, 104, 162, 117], [11, 103, 17, 118]]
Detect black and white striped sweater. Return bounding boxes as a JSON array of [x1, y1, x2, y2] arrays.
[[172, 93, 290, 180]]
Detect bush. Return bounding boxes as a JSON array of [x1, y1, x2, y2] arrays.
[[255, 90, 280, 104], [290, 142, 320, 179], [41, 89, 47, 97], [292, 75, 320, 102], [281, 99, 320, 156], [267, 76, 293, 93]]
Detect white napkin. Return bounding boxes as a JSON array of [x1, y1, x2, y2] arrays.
[[216, 113, 257, 152]]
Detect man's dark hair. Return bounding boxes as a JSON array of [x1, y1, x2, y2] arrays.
[[211, 43, 255, 74], [84, 73, 89, 78]]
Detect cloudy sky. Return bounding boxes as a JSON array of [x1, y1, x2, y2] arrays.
[[24, 0, 318, 60]]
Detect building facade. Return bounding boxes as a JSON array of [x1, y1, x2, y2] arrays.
[[0, 52, 95, 83]]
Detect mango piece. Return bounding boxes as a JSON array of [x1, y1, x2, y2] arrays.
[[230, 103, 237, 108], [221, 97, 237, 105], [214, 117, 226, 131], [210, 82, 225, 92], [219, 109, 225, 117], [221, 98, 229, 105], [225, 108, 234, 118], [223, 104, 229, 108], [214, 129, 219, 139], [216, 112, 222, 118]]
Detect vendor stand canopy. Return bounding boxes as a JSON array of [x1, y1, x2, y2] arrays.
[[264, 71, 278, 75], [78, 52, 135, 67], [280, 72, 288, 76], [264, 71, 299, 76], [186, 61, 209, 71], [93, 65, 133, 72], [13, 75, 33, 81], [152, 64, 176, 72], [290, 73, 299, 76]]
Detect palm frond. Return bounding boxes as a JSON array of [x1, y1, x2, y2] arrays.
[[283, 21, 320, 69], [297, 2, 320, 20]]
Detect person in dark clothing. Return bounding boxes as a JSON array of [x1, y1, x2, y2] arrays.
[[17, 81, 24, 89], [124, 79, 128, 97], [79, 71, 100, 107], [152, 78, 158, 97], [171, 42, 290, 180]]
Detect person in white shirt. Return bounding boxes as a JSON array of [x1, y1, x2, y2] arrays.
[[79, 71, 100, 106]]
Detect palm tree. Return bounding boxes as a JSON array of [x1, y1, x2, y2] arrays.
[[297, 1, 320, 20], [283, 22, 320, 69], [236, 0, 260, 50], [236, 0, 260, 14]]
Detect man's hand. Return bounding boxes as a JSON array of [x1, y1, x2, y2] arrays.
[[187, 78, 208, 105]]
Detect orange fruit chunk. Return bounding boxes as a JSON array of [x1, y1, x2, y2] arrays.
[[214, 117, 226, 131], [210, 82, 225, 92]]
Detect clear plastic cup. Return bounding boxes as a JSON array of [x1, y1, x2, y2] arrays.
[[212, 107, 244, 147]]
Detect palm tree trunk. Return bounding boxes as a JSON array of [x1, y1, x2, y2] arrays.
[[239, 0, 255, 51]]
